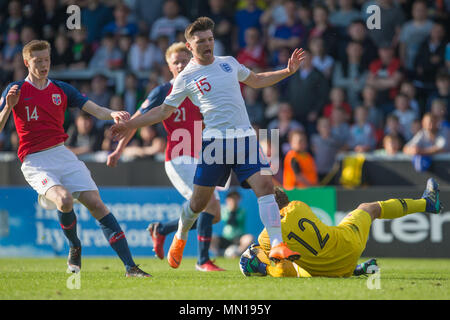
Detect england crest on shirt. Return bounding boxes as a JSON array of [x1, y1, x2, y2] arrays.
[[220, 63, 232, 73], [52, 94, 61, 106]]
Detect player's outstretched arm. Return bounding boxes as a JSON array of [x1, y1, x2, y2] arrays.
[[106, 110, 143, 167], [242, 48, 305, 89], [110, 103, 175, 141], [82, 100, 130, 122], [0, 85, 20, 133]]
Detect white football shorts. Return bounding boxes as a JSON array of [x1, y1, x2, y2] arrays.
[[165, 155, 229, 201], [21, 145, 98, 208]]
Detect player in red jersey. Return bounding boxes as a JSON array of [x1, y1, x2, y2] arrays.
[[107, 42, 226, 271], [0, 40, 150, 277]]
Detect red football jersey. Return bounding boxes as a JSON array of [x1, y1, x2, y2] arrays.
[[140, 82, 203, 161], [0, 79, 88, 162]]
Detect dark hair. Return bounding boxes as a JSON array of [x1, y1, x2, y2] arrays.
[[184, 17, 215, 40], [274, 187, 290, 210]]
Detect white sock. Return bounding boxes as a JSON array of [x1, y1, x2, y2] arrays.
[[257, 194, 283, 247], [175, 201, 200, 241]]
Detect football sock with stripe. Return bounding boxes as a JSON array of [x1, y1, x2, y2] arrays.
[[158, 219, 197, 236], [378, 199, 426, 219], [257, 194, 283, 247], [197, 212, 214, 265], [57, 209, 81, 248], [176, 201, 200, 241], [99, 213, 136, 271]]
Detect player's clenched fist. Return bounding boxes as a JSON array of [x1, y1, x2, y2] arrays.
[[111, 111, 131, 124], [6, 85, 21, 108]]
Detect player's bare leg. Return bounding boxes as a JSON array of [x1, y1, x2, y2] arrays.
[[246, 172, 300, 262], [168, 184, 215, 268], [78, 190, 151, 277]]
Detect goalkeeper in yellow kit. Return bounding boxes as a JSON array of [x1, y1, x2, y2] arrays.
[[240, 178, 443, 278]]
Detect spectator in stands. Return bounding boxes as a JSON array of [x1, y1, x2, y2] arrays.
[[366, 44, 403, 112], [322, 87, 352, 120], [330, 106, 351, 151], [430, 99, 450, 133], [267, 0, 305, 65], [88, 33, 124, 70], [20, 25, 37, 48], [392, 93, 418, 141], [243, 86, 264, 126], [399, 0, 433, 74], [123, 73, 145, 115], [234, 0, 263, 49], [211, 189, 254, 258], [308, 3, 338, 58], [66, 111, 103, 156], [207, 0, 234, 55], [150, 0, 190, 44], [34, 0, 66, 42], [0, 0, 25, 36], [297, 2, 314, 37], [414, 22, 447, 89], [349, 106, 377, 153], [384, 114, 407, 146], [1, 29, 22, 73], [286, 49, 329, 134], [399, 80, 420, 115], [329, 0, 361, 32], [128, 33, 164, 72], [375, 133, 404, 156], [102, 3, 138, 39], [262, 86, 282, 125], [310, 37, 334, 80], [81, 0, 114, 45], [283, 129, 318, 189], [426, 71, 450, 114], [69, 27, 92, 70], [117, 34, 133, 66], [236, 27, 267, 71], [269, 101, 304, 154], [109, 94, 125, 112], [130, 0, 164, 34], [361, 85, 384, 130], [51, 33, 73, 71], [311, 117, 342, 182], [403, 113, 449, 155], [333, 41, 367, 108], [411, 118, 422, 137], [87, 74, 113, 130], [366, 0, 405, 48], [122, 126, 166, 161], [339, 19, 378, 69], [260, 0, 288, 35]]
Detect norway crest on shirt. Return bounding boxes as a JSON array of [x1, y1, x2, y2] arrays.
[[220, 63, 232, 73], [52, 94, 62, 106]]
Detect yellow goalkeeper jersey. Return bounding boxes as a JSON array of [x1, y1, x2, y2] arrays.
[[258, 201, 372, 277]]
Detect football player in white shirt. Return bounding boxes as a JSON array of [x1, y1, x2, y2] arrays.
[[111, 17, 305, 268]]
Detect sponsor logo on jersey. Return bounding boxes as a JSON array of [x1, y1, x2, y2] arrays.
[[52, 94, 62, 106], [42, 178, 48, 186], [220, 63, 232, 73]]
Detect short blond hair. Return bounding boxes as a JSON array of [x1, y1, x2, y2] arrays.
[[165, 42, 191, 63], [22, 40, 51, 60]]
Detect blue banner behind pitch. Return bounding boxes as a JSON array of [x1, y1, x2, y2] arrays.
[[0, 187, 263, 258]]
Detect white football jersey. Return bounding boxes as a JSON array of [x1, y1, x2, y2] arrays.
[[164, 56, 255, 138]]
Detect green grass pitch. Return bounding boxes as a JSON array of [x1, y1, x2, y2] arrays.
[[0, 257, 449, 300]]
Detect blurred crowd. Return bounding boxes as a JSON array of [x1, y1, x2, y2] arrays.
[[0, 0, 449, 187]]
